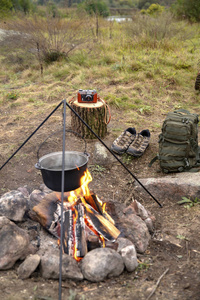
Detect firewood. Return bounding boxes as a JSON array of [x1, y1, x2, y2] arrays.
[[70, 100, 107, 139]]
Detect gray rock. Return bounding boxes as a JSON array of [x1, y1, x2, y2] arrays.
[[124, 200, 154, 234], [134, 173, 200, 202], [120, 246, 138, 272], [117, 237, 138, 272], [81, 248, 124, 282], [117, 237, 135, 252], [144, 217, 154, 234], [17, 186, 30, 198], [28, 189, 47, 211], [93, 142, 115, 165], [0, 190, 28, 221], [40, 184, 53, 194], [0, 216, 31, 270], [40, 249, 83, 281], [17, 254, 41, 279], [121, 214, 150, 253]]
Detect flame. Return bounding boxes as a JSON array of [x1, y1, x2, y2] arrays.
[[73, 208, 82, 262], [58, 168, 119, 261], [80, 169, 92, 196]]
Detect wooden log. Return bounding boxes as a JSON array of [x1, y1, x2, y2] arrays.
[[70, 99, 108, 139]]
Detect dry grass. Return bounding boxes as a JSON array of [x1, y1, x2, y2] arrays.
[[0, 12, 200, 155]]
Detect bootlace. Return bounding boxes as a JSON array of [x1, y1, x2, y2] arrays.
[[117, 132, 135, 146], [131, 134, 143, 149]]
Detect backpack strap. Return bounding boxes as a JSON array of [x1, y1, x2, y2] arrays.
[[149, 155, 158, 167], [174, 109, 190, 115]]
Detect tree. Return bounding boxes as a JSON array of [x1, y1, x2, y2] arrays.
[[146, 3, 165, 15], [0, 0, 13, 16], [172, 0, 200, 22], [79, 0, 110, 17], [138, 0, 157, 9], [19, 0, 32, 14]]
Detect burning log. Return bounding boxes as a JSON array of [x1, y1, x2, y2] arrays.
[[62, 203, 87, 260], [84, 203, 120, 242], [31, 192, 59, 228]]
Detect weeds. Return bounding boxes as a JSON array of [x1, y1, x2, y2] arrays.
[[6, 92, 19, 100], [68, 289, 85, 300], [136, 261, 151, 271], [177, 196, 200, 208], [122, 154, 134, 164], [89, 164, 106, 173], [176, 234, 188, 241]]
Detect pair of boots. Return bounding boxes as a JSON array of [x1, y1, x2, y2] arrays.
[[111, 127, 150, 157]]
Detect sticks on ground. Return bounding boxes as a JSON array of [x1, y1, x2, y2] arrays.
[[146, 268, 169, 300]]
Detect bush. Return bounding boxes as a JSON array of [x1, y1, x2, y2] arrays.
[[7, 16, 93, 69], [79, 0, 110, 17], [124, 11, 196, 49], [172, 0, 200, 22]]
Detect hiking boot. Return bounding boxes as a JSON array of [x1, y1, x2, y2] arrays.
[[111, 127, 136, 155], [126, 129, 150, 157]]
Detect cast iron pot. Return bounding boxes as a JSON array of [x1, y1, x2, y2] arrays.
[[35, 130, 89, 192], [35, 151, 89, 192]]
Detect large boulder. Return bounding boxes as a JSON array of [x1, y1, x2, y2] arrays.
[[0, 216, 33, 270]]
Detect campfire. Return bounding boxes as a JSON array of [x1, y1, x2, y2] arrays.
[[33, 169, 120, 261]]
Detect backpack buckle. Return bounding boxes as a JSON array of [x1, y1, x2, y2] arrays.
[[184, 158, 190, 168]]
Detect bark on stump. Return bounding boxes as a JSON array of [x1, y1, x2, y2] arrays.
[[70, 100, 107, 139]]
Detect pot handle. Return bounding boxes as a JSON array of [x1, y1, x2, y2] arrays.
[[35, 162, 41, 170], [36, 129, 88, 160]]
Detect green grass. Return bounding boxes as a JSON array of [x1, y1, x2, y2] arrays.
[[0, 11, 200, 134]]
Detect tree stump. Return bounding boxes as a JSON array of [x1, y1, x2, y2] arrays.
[[70, 100, 108, 139]]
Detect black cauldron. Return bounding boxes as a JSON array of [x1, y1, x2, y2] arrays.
[[35, 151, 89, 192]]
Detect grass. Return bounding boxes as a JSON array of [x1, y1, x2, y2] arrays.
[[0, 11, 200, 144]]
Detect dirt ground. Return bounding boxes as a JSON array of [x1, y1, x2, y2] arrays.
[[1, 100, 200, 300]]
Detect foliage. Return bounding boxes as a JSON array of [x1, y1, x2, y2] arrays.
[[78, 0, 110, 17], [172, 0, 200, 22], [138, 0, 177, 9], [47, 1, 58, 17], [125, 11, 190, 49], [18, 0, 32, 14], [145, 3, 165, 15], [0, 0, 13, 17], [89, 164, 106, 173], [177, 196, 200, 208], [6, 91, 19, 100], [138, 0, 155, 9], [6, 15, 93, 69]]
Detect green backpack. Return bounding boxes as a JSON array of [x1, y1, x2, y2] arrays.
[[149, 109, 200, 173]]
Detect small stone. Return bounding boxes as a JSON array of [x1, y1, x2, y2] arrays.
[[93, 142, 115, 165], [117, 238, 138, 272], [120, 245, 138, 272], [81, 248, 124, 282], [40, 249, 83, 281], [17, 254, 41, 279], [0, 190, 28, 221]]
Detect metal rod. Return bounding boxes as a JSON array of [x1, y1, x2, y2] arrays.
[[0, 100, 63, 171], [58, 99, 66, 300], [65, 100, 162, 208]]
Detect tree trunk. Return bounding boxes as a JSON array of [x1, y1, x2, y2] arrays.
[[70, 100, 108, 139]]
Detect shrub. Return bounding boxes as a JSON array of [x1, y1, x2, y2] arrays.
[[7, 16, 93, 71], [78, 0, 110, 17], [124, 11, 196, 49]]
